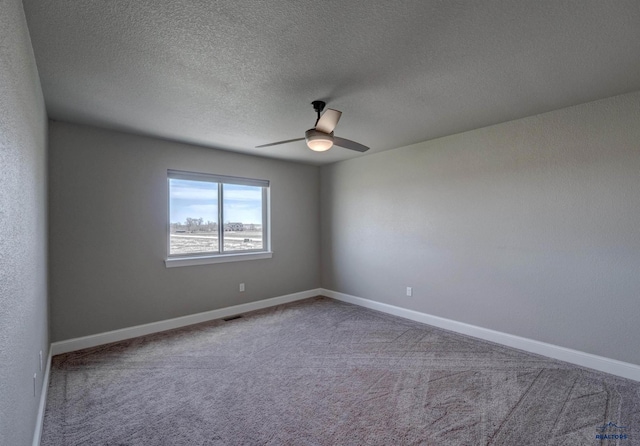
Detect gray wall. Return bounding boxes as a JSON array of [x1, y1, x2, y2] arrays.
[[0, 0, 49, 444], [49, 122, 320, 341], [321, 91, 640, 366]]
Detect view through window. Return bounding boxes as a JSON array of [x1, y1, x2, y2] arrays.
[[168, 171, 268, 257]]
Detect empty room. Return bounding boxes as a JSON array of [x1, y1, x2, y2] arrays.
[[2, 0, 640, 445]]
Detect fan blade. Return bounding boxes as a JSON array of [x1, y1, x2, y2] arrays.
[[315, 109, 342, 133], [255, 137, 305, 148], [333, 137, 369, 152]]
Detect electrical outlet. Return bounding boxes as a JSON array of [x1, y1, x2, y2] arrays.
[[239, 283, 245, 292], [406, 287, 413, 297]]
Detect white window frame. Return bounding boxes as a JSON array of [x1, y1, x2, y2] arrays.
[[165, 170, 272, 268]]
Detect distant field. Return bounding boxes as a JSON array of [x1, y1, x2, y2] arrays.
[[170, 230, 263, 255]]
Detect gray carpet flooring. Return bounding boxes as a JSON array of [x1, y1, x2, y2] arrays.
[[42, 296, 640, 445]]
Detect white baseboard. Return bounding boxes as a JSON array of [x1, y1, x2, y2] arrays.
[[32, 347, 52, 446], [51, 289, 321, 355], [47, 287, 640, 382], [321, 289, 640, 382]]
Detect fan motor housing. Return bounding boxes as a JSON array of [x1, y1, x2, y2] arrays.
[[305, 129, 334, 151]]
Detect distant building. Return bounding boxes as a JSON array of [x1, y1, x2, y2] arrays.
[[224, 222, 244, 231]]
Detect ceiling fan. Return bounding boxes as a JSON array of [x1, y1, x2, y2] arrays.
[[256, 100, 369, 153]]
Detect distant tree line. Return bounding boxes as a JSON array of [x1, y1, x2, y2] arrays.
[[170, 218, 217, 233], [170, 218, 260, 233]]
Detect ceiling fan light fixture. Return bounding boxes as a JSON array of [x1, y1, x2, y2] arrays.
[[305, 129, 334, 152], [256, 101, 368, 153]]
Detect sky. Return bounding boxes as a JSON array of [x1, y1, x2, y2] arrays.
[[169, 179, 262, 224]]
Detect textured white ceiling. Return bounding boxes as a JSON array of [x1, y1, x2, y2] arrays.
[[22, 0, 640, 165]]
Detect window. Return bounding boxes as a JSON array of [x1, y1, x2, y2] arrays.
[[166, 170, 271, 267]]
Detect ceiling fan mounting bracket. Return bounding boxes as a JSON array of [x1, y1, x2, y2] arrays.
[[311, 100, 326, 114]]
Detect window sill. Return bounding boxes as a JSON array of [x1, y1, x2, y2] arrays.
[[165, 251, 273, 268]]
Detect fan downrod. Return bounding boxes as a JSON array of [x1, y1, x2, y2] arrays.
[[311, 100, 326, 125]]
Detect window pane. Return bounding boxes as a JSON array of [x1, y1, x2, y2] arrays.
[[222, 183, 263, 252], [169, 179, 218, 255]]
